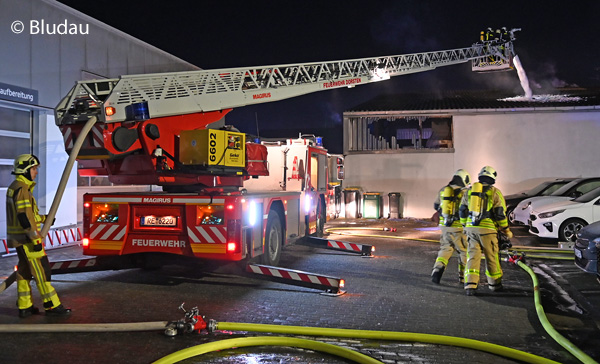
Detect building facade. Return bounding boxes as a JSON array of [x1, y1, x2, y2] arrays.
[[0, 0, 198, 241], [343, 90, 600, 218]]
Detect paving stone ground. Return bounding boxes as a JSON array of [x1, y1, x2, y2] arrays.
[[0, 218, 598, 363]]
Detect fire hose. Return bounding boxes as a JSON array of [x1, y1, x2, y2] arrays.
[[0, 116, 98, 294]]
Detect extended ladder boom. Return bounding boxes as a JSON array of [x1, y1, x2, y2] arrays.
[[56, 34, 518, 126]]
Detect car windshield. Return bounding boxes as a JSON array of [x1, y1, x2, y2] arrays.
[[573, 187, 600, 203], [550, 179, 582, 196], [525, 182, 553, 196]]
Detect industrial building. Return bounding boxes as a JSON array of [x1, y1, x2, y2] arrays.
[[342, 89, 600, 218]]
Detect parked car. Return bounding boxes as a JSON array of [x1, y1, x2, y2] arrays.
[[529, 186, 600, 242], [574, 220, 600, 273], [505, 178, 575, 225], [510, 177, 600, 225]]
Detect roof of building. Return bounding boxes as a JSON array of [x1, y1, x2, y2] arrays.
[[346, 88, 600, 113]]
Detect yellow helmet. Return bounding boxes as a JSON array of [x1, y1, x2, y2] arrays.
[[478, 165, 497, 180], [12, 154, 40, 175], [454, 169, 471, 186]]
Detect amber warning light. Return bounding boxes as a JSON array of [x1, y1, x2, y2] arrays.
[[105, 106, 116, 116]]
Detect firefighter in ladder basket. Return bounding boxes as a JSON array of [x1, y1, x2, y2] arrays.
[[5, 154, 71, 317], [459, 166, 513, 296], [431, 169, 471, 284]]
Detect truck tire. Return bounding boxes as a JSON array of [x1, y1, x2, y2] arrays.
[[261, 210, 282, 266]]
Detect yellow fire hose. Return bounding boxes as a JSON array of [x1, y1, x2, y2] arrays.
[[153, 336, 384, 364], [153, 321, 560, 364], [517, 260, 597, 364]]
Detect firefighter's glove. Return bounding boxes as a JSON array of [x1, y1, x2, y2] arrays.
[[44, 215, 56, 226], [31, 238, 43, 252], [498, 231, 512, 250], [503, 227, 513, 239]]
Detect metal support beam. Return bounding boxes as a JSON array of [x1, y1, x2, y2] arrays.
[[299, 236, 374, 257], [246, 263, 345, 295]]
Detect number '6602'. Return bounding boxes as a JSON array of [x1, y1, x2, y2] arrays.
[[209, 132, 217, 162]]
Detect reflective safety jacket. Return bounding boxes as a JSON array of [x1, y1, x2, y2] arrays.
[[433, 184, 467, 228], [459, 184, 508, 231], [5, 175, 45, 248]]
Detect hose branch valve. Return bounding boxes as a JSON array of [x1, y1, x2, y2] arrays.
[[164, 303, 207, 336], [505, 251, 526, 265]]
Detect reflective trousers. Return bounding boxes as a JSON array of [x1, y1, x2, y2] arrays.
[[15, 243, 62, 310], [433, 227, 467, 280], [464, 227, 503, 290]]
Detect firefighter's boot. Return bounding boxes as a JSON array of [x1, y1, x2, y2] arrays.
[[18, 305, 40, 318], [431, 266, 445, 284], [45, 304, 71, 316]]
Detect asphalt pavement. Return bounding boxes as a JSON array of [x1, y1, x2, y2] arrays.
[[0, 218, 598, 364]]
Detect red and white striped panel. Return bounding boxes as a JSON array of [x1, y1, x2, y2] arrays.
[[326, 240, 362, 252], [187, 226, 227, 244], [91, 124, 104, 147], [49, 258, 97, 271], [61, 124, 104, 150], [62, 126, 74, 149], [247, 265, 341, 288], [90, 224, 127, 241]]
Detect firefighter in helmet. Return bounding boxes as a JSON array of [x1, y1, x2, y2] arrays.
[[431, 169, 470, 284], [6, 154, 71, 316], [459, 166, 512, 296]]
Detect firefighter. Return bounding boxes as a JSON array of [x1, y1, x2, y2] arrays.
[[6, 154, 71, 317], [431, 169, 471, 284], [459, 166, 512, 296]]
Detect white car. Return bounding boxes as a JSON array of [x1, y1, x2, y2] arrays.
[[510, 177, 600, 225], [528, 187, 600, 241]]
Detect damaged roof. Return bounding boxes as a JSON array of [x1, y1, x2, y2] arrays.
[[346, 88, 600, 113]]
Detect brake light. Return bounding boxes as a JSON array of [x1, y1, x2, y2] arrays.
[[226, 219, 242, 254], [82, 238, 90, 247], [339, 279, 345, 289]]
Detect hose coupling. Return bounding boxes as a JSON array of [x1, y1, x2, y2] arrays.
[[164, 303, 207, 336]]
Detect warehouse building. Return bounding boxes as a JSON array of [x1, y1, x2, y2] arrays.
[[342, 89, 600, 218]]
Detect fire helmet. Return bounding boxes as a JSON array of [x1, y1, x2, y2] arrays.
[[454, 169, 471, 186], [12, 154, 40, 175], [478, 166, 497, 180]]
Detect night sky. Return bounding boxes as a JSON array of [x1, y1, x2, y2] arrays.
[[58, 0, 600, 153]]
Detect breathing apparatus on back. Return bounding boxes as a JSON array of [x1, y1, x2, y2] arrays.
[[440, 169, 470, 226], [468, 166, 497, 226]]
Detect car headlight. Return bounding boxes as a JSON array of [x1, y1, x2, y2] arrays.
[[537, 209, 565, 219]]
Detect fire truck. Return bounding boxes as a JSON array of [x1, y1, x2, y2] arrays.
[[54, 29, 519, 269]]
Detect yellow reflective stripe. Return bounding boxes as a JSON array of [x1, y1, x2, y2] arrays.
[[466, 268, 480, 275], [16, 201, 32, 209], [436, 257, 449, 265], [486, 270, 503, 278]]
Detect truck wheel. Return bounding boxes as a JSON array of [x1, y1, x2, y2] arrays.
[[261, 210, 282, 266]]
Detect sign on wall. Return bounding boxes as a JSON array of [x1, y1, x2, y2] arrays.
[[0, 82, 38, 105]]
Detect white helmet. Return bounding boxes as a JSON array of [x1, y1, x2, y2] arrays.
[[454, 169, 471, 186], [478, 166, 497, 180]]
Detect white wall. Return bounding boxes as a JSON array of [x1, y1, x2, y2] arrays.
[[344, 109, 600, 219]]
